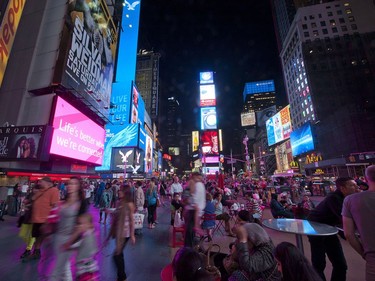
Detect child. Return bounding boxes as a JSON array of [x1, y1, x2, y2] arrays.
[[63, 213, 99, 281]]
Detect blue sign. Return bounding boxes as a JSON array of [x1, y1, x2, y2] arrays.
[[199, 71, 214, 84], [138, 125, 146, 151], [290, 122, 315, 156], [201, 107, 217, 130], [243, 80, 275, 101], [96, 123, 139, 171]]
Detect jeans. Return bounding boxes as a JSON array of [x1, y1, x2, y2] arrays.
[[113, 238, 130, 281], [308, 235, 347, 281], [147, 204, 157, 224], [183, 210, 195, 247]]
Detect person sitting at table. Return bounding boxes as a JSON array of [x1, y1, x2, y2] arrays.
[[274, 242, 323, 281], [213, 192, 235, 237], [230, 223, 281, 281], [270, 194, 294, 218], [236, 210, 262, 227], [245, 192, 263, 220]]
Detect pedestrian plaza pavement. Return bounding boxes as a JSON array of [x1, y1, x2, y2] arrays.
[[0, 196, 366, 281]]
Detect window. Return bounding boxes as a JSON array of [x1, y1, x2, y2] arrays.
[[349, 16, 355, 22], [351, 24, 358, 30], [311, 22, 317, 28], [313, 30, 319, 37], [345, 8, 352, 14], [337, 10, 343, 15], [344, 3, 350, 7], [302, 24, 308, 30], [341, 26, 348, 32], [309, 15, 315, 20], [323, 29, 328, 34], [320, 21, 326, 27], [304, 31, 310, 37], [332, 27, 338, 33], [339, 18, 345, 24], [330, 19, 336, 26], [327, 11, 333, 16]]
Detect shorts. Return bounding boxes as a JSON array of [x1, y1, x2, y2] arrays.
[[32, 223, 44, 238]]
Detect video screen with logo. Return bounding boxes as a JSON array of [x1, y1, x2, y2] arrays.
[[199, 71, 214, 84], [290, 122, 315, 156], [201, 107, 217, 130], [50, 97, 105, 165], [201, 130, 219, 155]]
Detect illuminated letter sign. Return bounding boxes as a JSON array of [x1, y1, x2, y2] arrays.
[[0, 0, 26, 86]]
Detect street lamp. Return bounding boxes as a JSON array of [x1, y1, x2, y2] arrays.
[[242, 135, 250, 173]]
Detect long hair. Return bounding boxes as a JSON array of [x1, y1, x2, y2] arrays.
[[274, 242, 322, 281], [65, 176, 87, 215]]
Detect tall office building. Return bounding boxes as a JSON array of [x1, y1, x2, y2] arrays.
[[243, 80, 277, 112], [274, 0, 375, 175], [135, 50, 161, 122]]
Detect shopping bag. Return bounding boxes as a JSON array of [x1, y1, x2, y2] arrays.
[[134, 213, 145, 229], [173, 211, 184, 228]]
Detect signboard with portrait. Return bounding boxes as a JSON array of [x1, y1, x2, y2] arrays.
[[0, 125, 52, 161], [50, 97, 105, 165], [192, 131, 199, 152], [53, 0, 118, 117], [266, 105, 292, 146], [144, 135, 153, 173]]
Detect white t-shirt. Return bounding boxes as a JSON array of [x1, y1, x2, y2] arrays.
[[21, 184, 29, 193], [193, 181, 206, 217], [171, 182, 183, 195]]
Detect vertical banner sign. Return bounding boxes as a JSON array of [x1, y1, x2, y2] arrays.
[[151, 56, 159, 119], [0, 0, 26, 87]]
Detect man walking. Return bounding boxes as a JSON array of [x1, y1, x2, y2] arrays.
[[343, 165, 375, 281], [307, 177, 358, 281]]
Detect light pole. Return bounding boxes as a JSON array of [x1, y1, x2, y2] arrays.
[[242, 135, 250, 173]]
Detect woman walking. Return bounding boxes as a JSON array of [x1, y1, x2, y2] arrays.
[[107, 184, 136, 281], [145, 181, 158, 229], [49, 177, 88, 281]]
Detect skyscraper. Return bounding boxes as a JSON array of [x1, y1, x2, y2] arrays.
[[243, 80, 277, 112]]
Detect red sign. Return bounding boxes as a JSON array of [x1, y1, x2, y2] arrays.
[[71, 164, 88, 173], [163, 154, 171, 161]]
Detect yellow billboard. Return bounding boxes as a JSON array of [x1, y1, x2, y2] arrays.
[[0, 0, 27, 86], [192, 131, 199, 152]]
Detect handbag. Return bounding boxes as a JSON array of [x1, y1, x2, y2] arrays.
[[41, 205, 60, 236], [173, 211, 184, 228], [194, 237, 221, 280], [133, 213, 145, 230]]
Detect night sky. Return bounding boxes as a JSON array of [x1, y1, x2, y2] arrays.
[[138, 0, 287, 135]]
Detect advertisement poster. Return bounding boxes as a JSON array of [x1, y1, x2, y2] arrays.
[[111, 147, 144, 174], [0, 125, 50, 160], [192, 131, 199, 152], [241, 112, 256, 127], [256, 105, 276, 128], [54, 0, 117, 117], [50, 97, 105, 165], [201, 107, 217, 130], [96, 123, 139, 171], [200, 84, 216, 107], [266, 105, 292, 146], [290, 123, 315, 156], [199, 71, 214, 84], [201, 131, 219, 155], [144, 135, 153, 173]]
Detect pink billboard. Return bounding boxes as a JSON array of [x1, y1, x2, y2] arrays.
[[50, 97, 105, 165]]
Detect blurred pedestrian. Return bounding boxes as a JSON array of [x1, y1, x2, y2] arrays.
[[343, 165, 375, 281], [146, 180, 158, 229], [99, 183, 113, 224], [307, 177, 358, 281], [106, 184, 136, 281]]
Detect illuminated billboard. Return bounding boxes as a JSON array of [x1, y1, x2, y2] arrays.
[[0, 0, 26, 87], [192, 131, 199, 152], [53, 0, 118, 117], [201, 131, 219, 155], [256, 106, 277, 128], [266, 105, 292, 146], [203, 156, 219, 164], [241, 112, 256, 127], [199, 71, 214, 84], [111, 147, 144, 174], [50, 97, 105, 165], [168, 147, 180, 156], [0, 125, 52, 161], [200, 84, 216, 107], [96, 123, 139, 171], [130, 83, 145, 124], [201, 107, 217, 130], [145, 135, 153, 173], [290, 122, 315, 156]]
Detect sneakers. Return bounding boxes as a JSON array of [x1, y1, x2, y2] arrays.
[[20, 249, 31, 259], [23, 249, 41, 262]]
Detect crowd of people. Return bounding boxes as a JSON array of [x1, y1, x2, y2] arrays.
[[0, 165, 373, 281]]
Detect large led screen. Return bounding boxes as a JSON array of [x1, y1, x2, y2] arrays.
[[53, 0, 118, 117], [200, 85, 216, 107], [266, 105, 292, 146], [145, 135, 153, 173], [192, 131, 199, 152], [199, 71, 214, 84], [256, 106, 276, 128], [201, 107, 217, 130], [201, 131, 219, 155], [290, 123, 315, 156], [111, 147, 144, 174], [95, 123, 139, 171], [50, 97, 105, 165]]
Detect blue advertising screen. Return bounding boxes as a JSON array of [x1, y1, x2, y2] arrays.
[[95, 123, 139, 171], [290, 123, 315, 156], [201, 107, 217, 130], [199, 71, 214, 84]]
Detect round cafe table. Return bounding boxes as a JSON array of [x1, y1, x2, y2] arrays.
[[262, 218, 338, 254]]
